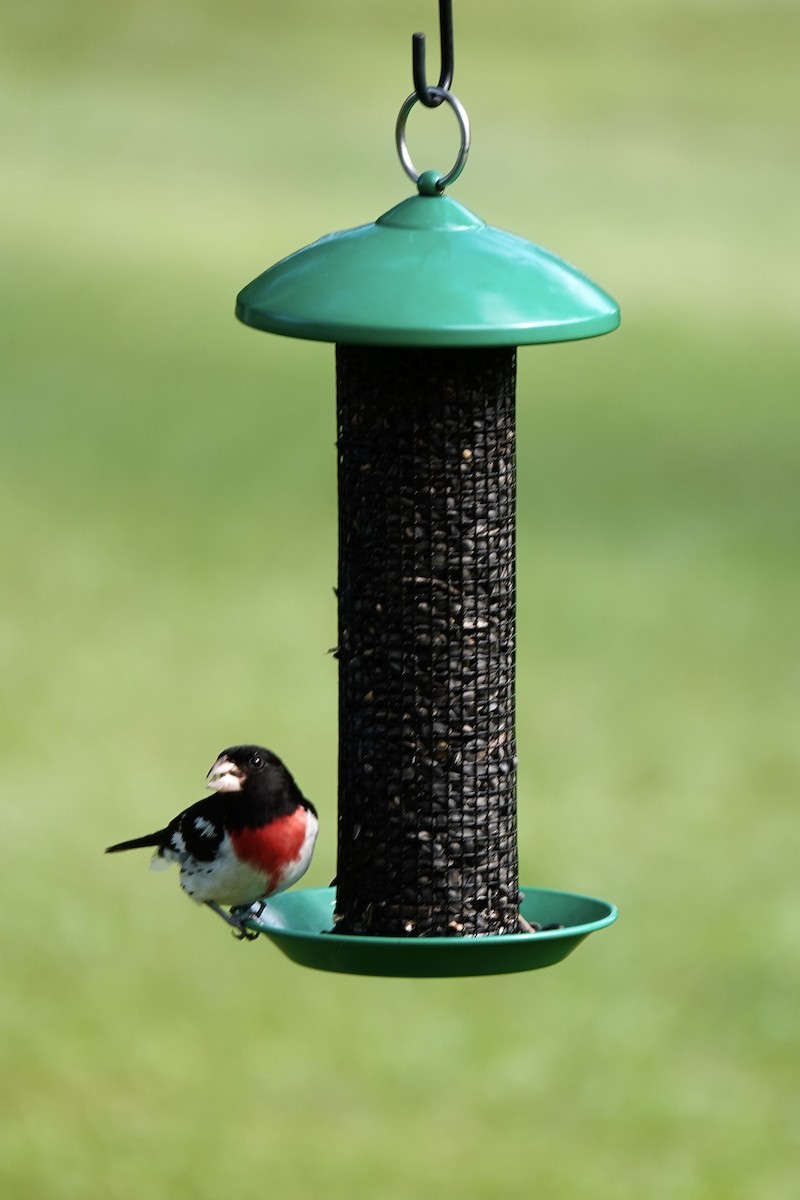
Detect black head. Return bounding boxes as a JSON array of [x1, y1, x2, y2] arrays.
[[206, 744, 284, 794]]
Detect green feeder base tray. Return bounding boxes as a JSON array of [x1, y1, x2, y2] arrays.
[[245, 886, 617, 978]]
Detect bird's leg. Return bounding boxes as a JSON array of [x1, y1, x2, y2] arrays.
[[205, 901, 260, 941]]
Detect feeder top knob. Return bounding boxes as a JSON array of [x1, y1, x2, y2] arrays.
[[417, 170, 445, 197]]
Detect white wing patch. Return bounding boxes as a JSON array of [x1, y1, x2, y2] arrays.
[[193, 816, 217, 838]]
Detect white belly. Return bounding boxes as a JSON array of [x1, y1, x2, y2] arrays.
[[176, 812, 318, 907], [178, 834, 271, 906]]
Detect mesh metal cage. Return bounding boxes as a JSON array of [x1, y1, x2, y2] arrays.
[[334, 346, 519, 937]]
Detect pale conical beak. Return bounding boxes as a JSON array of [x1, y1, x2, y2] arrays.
[[206, 755, 245, 793]]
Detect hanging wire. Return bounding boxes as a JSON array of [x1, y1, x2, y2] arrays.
[[397, 1, 469, 191], [412, 0, 454, 108]]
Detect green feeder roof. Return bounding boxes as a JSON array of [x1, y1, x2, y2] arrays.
[[236, 181, 620, 348]]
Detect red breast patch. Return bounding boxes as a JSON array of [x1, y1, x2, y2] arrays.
[[230, 809, 308, 890]]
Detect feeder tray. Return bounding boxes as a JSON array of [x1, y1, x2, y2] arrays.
[[244, 886, 617, 978]]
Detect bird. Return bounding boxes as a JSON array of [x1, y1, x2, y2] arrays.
[[106, 745, 318, 940]]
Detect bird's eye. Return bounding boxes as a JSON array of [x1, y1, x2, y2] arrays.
[[250, 752, 264, 770]]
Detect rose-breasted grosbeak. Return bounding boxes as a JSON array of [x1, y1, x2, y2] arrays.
[[106, 745, 318, 939]]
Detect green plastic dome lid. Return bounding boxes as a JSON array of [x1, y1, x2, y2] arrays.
[[236, 182, 620, 347]]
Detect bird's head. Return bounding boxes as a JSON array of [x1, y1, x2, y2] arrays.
[[206, 745, 278, 794]]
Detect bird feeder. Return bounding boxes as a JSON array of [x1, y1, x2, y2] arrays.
[[236, 2, 618, 975]]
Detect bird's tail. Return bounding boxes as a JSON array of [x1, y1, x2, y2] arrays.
[[105, 831, 166, 854]]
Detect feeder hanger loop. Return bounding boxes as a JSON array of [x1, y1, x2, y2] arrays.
[[397, 0, 470, 192], [395, 87, 470, 193], [412, 0, 454, 107]]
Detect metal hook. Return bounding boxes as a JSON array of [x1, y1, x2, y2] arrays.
[[412, 0, 454, 108]]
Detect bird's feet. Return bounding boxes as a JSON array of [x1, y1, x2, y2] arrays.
[[205, 901, 261, 941], [231, 900, 268, 939], [233, 922, 260, 942]]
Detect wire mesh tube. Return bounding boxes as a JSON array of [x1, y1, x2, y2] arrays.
[[334, 346, 519, 936]]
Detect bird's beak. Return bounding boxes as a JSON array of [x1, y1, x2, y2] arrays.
[[206, 755, 245, 793]]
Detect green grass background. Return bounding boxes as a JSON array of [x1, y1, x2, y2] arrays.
[[2, 2, 798, 1197]]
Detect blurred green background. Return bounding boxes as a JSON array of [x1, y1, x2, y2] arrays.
[[2, 2, 798, 1197]]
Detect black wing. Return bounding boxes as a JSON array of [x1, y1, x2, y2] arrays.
[[164, 793, 230, 862]]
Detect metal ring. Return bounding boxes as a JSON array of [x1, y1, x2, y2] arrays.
[[395, 86, 471, 190]]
